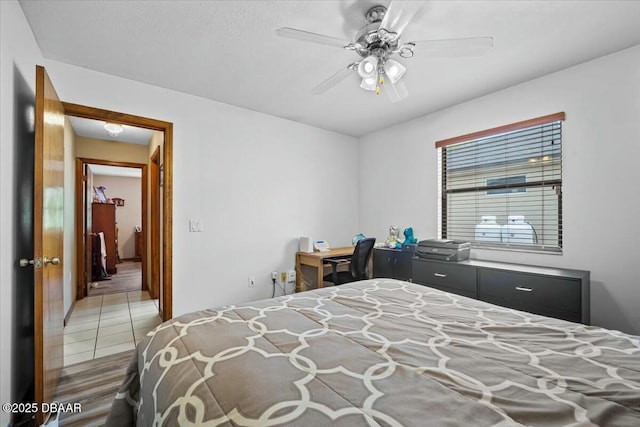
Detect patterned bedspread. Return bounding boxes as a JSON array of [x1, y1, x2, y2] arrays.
[[106, 279, 640, 426]]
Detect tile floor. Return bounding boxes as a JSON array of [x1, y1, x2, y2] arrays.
[[63, 290, 162, 366]]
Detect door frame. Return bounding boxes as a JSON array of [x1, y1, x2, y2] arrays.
[[76, 158, 148, 297], [65, 102, 173, 320], [149, 146, 161, 300]]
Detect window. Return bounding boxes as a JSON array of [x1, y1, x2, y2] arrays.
[[436, 112, 564, 252]]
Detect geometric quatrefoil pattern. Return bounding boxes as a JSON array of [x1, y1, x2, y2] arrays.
[[108, 279, 640, 426]]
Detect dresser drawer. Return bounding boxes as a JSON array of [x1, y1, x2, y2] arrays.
[[413, 259, 477, 297], [478, 269, 581, 315]]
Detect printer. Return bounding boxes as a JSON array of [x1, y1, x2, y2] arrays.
[[416, 239, 471, 262]]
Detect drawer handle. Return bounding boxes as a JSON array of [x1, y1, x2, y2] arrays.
[[515, 286, 533, 292], [434, 273, 447, 278]]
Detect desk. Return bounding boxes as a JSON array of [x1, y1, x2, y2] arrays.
[[295, 247, 354, 292]]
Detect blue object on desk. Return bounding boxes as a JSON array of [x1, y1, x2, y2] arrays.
[[403, 227, 417, 244], [352, 233, 366, 245]]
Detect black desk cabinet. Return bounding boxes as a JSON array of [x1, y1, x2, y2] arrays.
[[412, 257, 590, 324], [373, 248, 413, 282]]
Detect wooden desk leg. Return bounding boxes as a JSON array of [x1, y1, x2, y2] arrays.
[[317, 259, 323, 288], [295, 254, 301, 292]]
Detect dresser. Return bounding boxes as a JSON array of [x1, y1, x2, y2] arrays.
[[412, 258, 590, 324]]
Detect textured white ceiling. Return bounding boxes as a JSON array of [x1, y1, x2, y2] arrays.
[[19, 0, 640, 136]]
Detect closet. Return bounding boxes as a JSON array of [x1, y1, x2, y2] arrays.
[[92, 202, 118, 275]]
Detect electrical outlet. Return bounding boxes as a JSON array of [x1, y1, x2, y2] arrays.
[[287, 270, 296, 282], [280, 272, 287, 283], [271, 271, 278, 281], [248, 276, 256, 287]]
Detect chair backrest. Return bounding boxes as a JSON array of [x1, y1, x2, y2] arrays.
[[349, 238, 376, 280]]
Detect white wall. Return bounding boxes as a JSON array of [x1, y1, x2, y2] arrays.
[[0, 2, 45, 424], [359, 44, 640, 336], [39, 29, 360, 314]]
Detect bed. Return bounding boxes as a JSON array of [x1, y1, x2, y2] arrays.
[[106, 279, 640, 426]]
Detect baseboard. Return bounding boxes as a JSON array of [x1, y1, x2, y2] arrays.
[[64, 299, 77, 326], [121, 257, 142, 262]]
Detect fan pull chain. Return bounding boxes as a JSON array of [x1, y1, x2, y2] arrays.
[[376, 74, 384, 95]]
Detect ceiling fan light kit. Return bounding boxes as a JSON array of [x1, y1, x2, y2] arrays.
[[276, 1, 493, 102], [356, 54, 403, 95]]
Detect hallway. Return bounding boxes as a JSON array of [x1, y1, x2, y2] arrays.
[[88, 260, 143, 296], [63, 289, 161, 366]]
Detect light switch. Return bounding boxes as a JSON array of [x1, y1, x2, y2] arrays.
[[189, 219, 203, 232]]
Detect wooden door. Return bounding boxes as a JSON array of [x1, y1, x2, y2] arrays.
[[34, 65, 65, 423], [75, 159, 92, 298], [84, 163, 93, 296], [150, 146, 160, 300]]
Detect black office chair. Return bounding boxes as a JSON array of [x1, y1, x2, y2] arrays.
[[323, 238, 376, 285]]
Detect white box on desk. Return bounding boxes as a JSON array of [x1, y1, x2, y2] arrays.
[[299, 237, 313, 253]]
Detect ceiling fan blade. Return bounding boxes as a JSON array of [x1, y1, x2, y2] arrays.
[[380, 0, 425, 36], [312, 66, 354, 95], [276, 27, 350, 48], [412, 37, 494, 57], [384, 79, 409, 103]]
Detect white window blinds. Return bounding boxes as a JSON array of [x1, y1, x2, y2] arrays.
[[436, 113, 565, 252]]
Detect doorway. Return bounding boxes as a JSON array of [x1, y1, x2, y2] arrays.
[[65, 102, 173, 321], [64, 112, 170, 366], [77, 160, 147, 298]]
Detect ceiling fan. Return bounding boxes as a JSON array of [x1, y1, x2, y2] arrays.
[[276, 0, 493, 103]]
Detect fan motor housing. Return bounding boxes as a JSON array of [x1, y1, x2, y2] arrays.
[[355, 6, 399, 58]]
